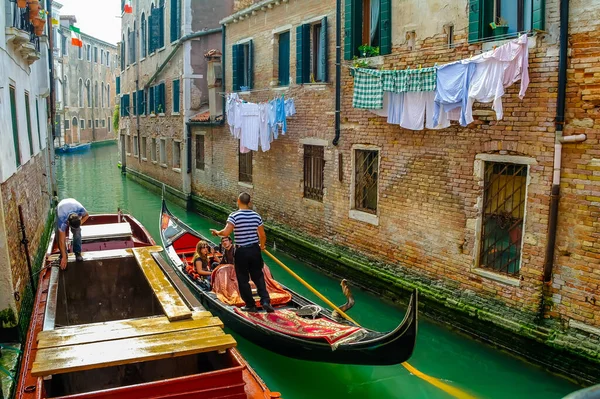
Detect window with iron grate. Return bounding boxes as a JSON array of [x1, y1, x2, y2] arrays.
[[239, 149, 252, 183], [479, 162, 527, 275], [303, 145, 325, 201], [354, 149, 378, 213]]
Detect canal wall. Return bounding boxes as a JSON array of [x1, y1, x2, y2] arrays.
[[125, 168, 599, 384]]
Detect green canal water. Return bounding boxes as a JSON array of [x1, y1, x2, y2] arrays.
[[56, 143, 580, 399]]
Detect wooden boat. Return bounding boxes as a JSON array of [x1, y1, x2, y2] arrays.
[[55, 143, 91, 154], [14, 212, 280, 399], [160, 199, 418, 366]]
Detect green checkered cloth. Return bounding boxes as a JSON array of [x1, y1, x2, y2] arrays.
[[393, 67, 437, 93], [352, 68, 384, 109]]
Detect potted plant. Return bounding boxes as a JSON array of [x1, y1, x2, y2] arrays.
[[352, 56, 371, 69], [33, 10, 46, 36], [489, 17, 509, 37], [358, 44, 380, 58], [28, 0, 40, 20], [17, 0, 27, 8], [157, 104, 164, 114]]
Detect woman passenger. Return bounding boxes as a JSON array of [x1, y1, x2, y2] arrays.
[[192, 241, 213, 283]]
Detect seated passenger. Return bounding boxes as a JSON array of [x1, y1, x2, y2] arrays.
[[192, 241, 213, 282], [219, 236, 235, 265]]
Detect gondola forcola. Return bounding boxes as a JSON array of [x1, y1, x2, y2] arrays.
[[159, 199, 418, 365]]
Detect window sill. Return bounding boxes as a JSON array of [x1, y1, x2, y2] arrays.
[[141, 157, 147, 162], [140, 57, 146, 62], [300, 82, 330, 90], [349, 209, 379, 226], [126, 152, 131, 156], [302, 197, 324, 206], [173, 167, 181, 173], [356, 55, 384, 67], [158, 113, 165, 117], [157, 47, 166, 53], [238, 181, 253, 189], [149, 114, 156, 118], [472, 268, 521, 287], [152, 160, 158, 164], [273, 86, 289, 91], [479, 34, 535, 51], [160, 163, 168, 168], [239, 91, 251, 95], [195, 167, 206, 172], [172, 112, 180, 116]]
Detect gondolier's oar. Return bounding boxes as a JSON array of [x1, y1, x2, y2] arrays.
[[263, 249, 477, 399], [263, 249, 358, 325]]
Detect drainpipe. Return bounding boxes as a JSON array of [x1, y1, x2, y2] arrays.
[[135, 0, 141, 162], [222, 25, 226, 125], [543, 0, 587, 282], [332, 0, 341, 146], [47, 0, 57, 198]]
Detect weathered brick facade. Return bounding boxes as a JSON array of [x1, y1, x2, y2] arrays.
[[180, 0, 600, 376]]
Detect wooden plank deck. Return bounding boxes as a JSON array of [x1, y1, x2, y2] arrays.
[[131, 246, 192, 321], [37, 311, 220, 349], [31, 327, 236, 377], [80, 222, 133, 241]]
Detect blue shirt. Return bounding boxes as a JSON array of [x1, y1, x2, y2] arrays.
[[56, 198, 87, 232], [227, 209, 263, 246], [433, 62, 476, 127]]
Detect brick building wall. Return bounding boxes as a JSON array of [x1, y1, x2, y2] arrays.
[[186, 0, 600, 364], [0, 152, 52, 312]]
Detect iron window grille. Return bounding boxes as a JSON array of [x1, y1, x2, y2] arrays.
[[196, 135, 205, 170], [479, 162, 527, 276], [303, 145, 325, 201], [354, 149, 378, 213], [239, 150, 253, 183]]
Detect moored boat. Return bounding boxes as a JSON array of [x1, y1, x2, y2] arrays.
[[55, 143, 91, 154], [160, 199, 418, 366], [14, 211, 279, 399]]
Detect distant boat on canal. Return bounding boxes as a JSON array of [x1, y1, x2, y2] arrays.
[[55, 143, 91, 154], [14, 211, 279, 399], [160, 199, 419, 366]]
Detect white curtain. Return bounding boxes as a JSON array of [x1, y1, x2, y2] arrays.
[[370, 0, 380, 44]]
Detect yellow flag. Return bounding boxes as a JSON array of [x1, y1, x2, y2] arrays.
[[52, 18, 59, 26]]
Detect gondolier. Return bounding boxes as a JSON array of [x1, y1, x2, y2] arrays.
[[211, 193, 275, 313]]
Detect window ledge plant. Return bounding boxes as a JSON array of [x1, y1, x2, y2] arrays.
[[358, 44, 380, 58], [490, 17, 509, 37]]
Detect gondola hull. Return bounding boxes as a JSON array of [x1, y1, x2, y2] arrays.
[[55, 143, 91, 154], [160, 199, 418, 366]]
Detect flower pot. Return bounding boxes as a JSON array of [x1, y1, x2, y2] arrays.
[[17, 0, 27, 8], [34, 18, 45, 36], [28, 0, 40, 20], [492, 25, 509, 37]]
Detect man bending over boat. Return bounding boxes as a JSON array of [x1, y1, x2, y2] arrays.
[[210, 193, 275, 313], [57, 198, 89, 269]]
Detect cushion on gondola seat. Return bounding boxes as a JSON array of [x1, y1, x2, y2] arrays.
[[211, 264, 292, 307]]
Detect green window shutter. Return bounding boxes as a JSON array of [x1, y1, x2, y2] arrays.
[[150, 8, 161, 52], [24, 94, 33, 156], [9, 87, 21, 167], [379, 0, 391, 55], [120, 96, 123, 117], [247, 40, 254, 89], [149, 86, 155, 113], [116, 76, 120, 95], [319, 17, 328, 82], [138, 89, 144, 115], [154, 85, 160, 113], [170, 0, 180, 42], [132, 91, 137, 116], [159, 83, 166, 113], [35, 99, 41, 149], [532, 0, 545, 31], [126, 94, 131, 117], [173, 79, 180, 113], [468, 0, 481, 43], [232, 44, 240, 91], [278, 31, 290, 86], [296, 25, 304, 84], [343, 0, 354, 60], [159, 6, 165, 48]]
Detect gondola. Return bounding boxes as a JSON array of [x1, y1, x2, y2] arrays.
[[160, 199, 418, 365]]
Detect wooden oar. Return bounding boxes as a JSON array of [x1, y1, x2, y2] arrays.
[[263, 249, 478, 399]]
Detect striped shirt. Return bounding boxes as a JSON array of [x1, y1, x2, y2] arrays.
[[227, 209, 263, 246]]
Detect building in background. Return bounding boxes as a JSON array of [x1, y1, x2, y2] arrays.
[[53, 14, 118, 145], [118, 0, 234, 193], [1, 0, 54, 337]]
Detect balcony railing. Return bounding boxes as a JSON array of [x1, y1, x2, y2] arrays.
[[7, 0, 41, 56]]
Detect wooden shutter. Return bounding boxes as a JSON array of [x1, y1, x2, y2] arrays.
[[150, 8, 161, 53], [278, 32, 290, 86], [319, 17, 328, 82], [173, 79, 180, 113], [159, 5, 165, 48], [532, 0, 545, 31], [296, 25, 304, 84], [10, 87, 21, 167], [160, 82, 166, 113], [170, 0, 180, 42], [138, 89, 144, 115], [343, 0, 354, 60], [468, 0, 481, 43], [247, 40, 254, 89], [149, 86, 155, 114], [116, 76, 120, 95], [379, 0, 391, 55], [232, 44, 239, 91], [132, 91, 137, 115]]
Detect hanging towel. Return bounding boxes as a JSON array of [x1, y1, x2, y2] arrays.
[[352, 68, 384, 109], [400, 92, 429, 130], [387, 92, 404, 125], [433, 61, 476, 127], [240, 103, 260, 152], [394, 67, 437, 93], [258, 103, 271, 152]]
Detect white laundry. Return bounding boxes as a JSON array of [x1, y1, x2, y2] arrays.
[[370, 93, 390, 117], [240, 103, 260, 152], [400, 92, 428, 130], [463, 34, 530, 124], [387, 92, 403, 125], [226, 93, 242, 138], [425, 92, 451, 130], [258, 103, 270, 152]]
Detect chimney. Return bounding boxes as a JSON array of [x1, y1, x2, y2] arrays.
[[205, 49, 223, 120]]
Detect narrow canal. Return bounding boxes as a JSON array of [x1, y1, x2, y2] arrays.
[[56, 143, 580, 399]]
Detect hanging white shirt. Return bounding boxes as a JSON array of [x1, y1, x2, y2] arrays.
[[240, 103, 260, 152], [258, 103, 270, 152]]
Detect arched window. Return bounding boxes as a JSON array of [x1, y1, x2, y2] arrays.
[[121, 34, 125, 71], [78, 79, 84, 107], [132, 21, 137, 63], [101, 82, 105, 108], [107, 84, 111, 108], [86, 80, 91, 107], [159, 0, 164, 48], [72, 117, 77, 130], [94, 82, 98, 107], [141, 13, 147, 58]]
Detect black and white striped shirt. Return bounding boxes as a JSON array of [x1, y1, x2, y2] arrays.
[[227, 209, 263, 246]]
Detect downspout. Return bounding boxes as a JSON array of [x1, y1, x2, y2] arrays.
[[222, 25, 226, 126], [332, 0, 341, 146], [47, 0, 57, 197], [135, 0, 141, 162], [543, 0, 586, 283]]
